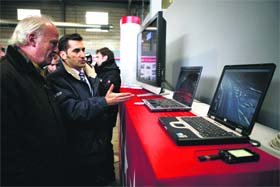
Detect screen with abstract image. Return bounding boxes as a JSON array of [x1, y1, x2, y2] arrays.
[[210, 65, 275, 130]]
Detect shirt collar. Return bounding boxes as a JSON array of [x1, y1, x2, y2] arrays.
[[62, 62, 97, 80], [72, 67, 83, 76]]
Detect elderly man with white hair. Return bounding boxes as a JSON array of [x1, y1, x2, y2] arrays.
[[0, 16, 66, 186]]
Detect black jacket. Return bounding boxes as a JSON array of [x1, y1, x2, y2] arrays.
[[46, 62, 112, 166], [94, 59, 121, 128], [94, 59, 121, 95], [0, 45, 66, 186]]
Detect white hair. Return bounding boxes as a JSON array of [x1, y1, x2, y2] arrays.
[[8, 15, 55, 46]]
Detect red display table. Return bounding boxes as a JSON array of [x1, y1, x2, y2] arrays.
[[119, 88, 280, 186]]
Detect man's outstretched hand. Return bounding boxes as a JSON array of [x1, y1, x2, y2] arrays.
[[105, 84, 134, 106]]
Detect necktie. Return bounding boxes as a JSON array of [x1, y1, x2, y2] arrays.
[[79, 71, 93, 96], [79, 71, 86, 82]]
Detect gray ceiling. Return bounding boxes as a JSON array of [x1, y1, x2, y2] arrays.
[[0, 0, 150, 5], [0, 0, 150, 12]]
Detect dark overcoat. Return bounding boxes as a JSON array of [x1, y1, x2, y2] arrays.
[[46, 62, 113, 166], [0, 45, 66, 186]]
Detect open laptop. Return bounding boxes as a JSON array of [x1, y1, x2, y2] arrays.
[[159, 63, 276, 145], [142, 66, 203, 112]]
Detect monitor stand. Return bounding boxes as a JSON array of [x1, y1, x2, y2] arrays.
[[137, 82, 163, 95]]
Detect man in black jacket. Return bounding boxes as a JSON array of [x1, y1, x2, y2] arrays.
[[47, 33, 133, 186], [0, 16, 66, 186], [94, 47, 121, 182], [95, 47, 121, 96]]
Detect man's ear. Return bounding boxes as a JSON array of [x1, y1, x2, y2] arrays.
[[103, 55, 108, 62], [59, 51, 67, 60], [28, 33, 37, 47]]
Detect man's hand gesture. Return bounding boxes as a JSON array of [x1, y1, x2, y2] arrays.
[[105, 84, 134, 106]]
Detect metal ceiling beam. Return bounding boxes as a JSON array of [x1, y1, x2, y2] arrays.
[[0, 19, 113, 30]]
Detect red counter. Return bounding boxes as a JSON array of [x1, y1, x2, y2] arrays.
[[119, 88, 280, 186]]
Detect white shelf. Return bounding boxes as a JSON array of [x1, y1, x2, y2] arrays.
[[250, 123, 280, 158]]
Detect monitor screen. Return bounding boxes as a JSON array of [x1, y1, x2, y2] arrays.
[[173, 67, 203, 107], [136, 11, 166, 93], [208, 63, 276, 135]]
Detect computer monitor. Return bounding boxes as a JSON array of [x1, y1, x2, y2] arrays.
[[136, 11, 166, 94], [208, 63, 276, 135]]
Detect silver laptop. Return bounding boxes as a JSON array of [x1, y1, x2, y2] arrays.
[[159, 63, 276, 145], [143, 66, 202, 112]]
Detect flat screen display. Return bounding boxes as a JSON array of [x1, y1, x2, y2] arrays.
[[137, 11, 166, 90], [208, 64, 276, 134], [138, 27, 157, 82]]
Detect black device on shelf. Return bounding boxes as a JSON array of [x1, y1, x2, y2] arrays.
[[136, 11, 166, 94], [219, 148, 259, 164]]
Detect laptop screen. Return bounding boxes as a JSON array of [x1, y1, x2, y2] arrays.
[[173, 66, 202, 106], [208, 63, 276, 135]]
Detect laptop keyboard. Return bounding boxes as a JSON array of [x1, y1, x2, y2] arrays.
[[181, 117, 237, 137], [148, 98, 183, 108]]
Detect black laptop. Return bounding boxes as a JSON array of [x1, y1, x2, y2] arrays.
[[159, 63, 276, 145], [142, 66, 202, 112]]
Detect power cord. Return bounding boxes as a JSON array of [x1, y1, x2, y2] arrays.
[[195, 140, 261, 163], [248, 138, 261, 147]]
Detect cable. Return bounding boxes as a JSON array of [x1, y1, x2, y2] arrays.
[[248, 138, 261, 147]]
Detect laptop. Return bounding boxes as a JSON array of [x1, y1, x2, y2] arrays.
[[159, 63, 276, 145], [142, 66, 203, 112]]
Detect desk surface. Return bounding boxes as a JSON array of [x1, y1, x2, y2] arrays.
[[120, 88, 280, 186]]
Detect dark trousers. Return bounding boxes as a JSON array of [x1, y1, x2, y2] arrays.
[[66, 143, 115, 186]]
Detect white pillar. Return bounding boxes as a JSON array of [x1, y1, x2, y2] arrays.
[[120, 16, 141, 87]]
